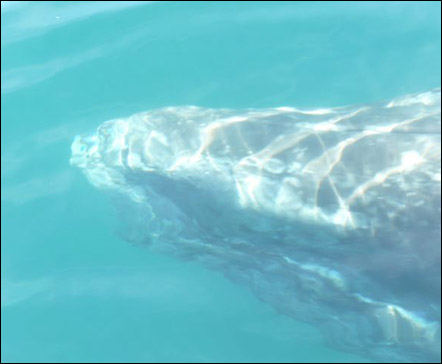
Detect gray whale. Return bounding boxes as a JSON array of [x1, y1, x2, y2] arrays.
[[71, 89, 441, 363]]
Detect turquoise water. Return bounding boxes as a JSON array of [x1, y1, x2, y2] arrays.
[[1, 2, 441, 363]]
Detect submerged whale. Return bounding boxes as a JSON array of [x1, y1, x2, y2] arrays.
[[71, 89, 441, 363]]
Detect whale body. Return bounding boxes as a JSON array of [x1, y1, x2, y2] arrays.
[[71, 89, 441, 363]]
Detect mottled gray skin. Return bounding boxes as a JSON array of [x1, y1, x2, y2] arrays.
[[71, 89, 441, 363]]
